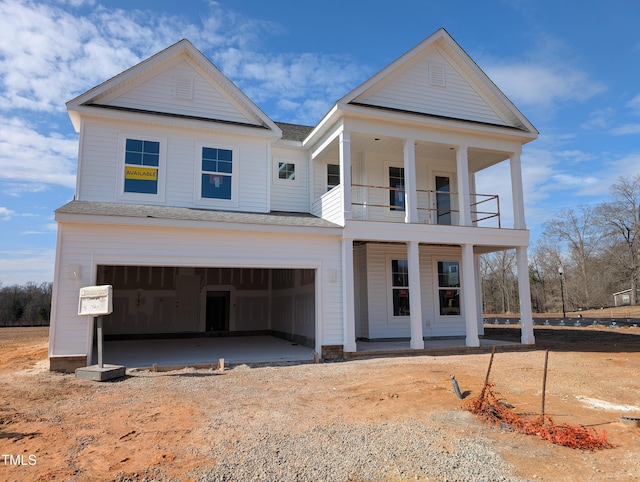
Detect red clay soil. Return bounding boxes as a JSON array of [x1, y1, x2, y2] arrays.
[[0, 325, 639, 481]]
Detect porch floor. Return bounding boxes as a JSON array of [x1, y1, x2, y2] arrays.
[[351, 337, 532, 359], [98, 335, 531, 370]]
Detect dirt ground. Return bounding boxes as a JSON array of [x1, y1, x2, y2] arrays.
[[1, 325, 639, 481]]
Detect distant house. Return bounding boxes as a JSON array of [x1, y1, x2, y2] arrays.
[[49, 29, 538, 372], [613, 289, 640, 307]]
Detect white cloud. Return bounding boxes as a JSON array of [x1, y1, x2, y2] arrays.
[[0, 1, 299, 114], [485, 62, 605, 109], [627, 93, 640, 114], [0, 207, 15, 220], [1, 182, 51, 197], [213, 49, 369, 124], [556, 150, 597, 163], [581, 108, 614, 130], [552, 173, 599, 188], [0, 0, 367, 124], [0, 117, 77, 188], [611, 124, 640, 136], [602, 153, 640, 187], [0, 1, 167, 112]]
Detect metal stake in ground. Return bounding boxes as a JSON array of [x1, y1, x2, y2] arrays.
[[478, 345, 497, 400], [484, 346, 497, 385], [541, 349, 549, 423]]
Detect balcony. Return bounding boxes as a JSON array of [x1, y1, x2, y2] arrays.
[[310, 183, 500, 227], [351, 183, 500, 227]]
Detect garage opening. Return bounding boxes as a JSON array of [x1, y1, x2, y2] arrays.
[[94, 265, 316, 366]]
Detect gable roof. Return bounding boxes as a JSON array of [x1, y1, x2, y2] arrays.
[[337, 28, 537, 135], [66, 39, 281, 137]]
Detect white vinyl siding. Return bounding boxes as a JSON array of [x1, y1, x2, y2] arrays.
[[365, 243, 411, 338], [76, 118, 270, 212], [353, 244, 369, 339], [353, 50, 507, 126], [270, 146, 309, 213], [105, 60, 259, 126]]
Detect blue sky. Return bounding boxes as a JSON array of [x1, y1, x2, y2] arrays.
[[1, 0, 640, 285]]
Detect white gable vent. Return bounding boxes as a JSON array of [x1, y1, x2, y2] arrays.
[[174, 77, 194, 100], [428, 63, 446, 88]]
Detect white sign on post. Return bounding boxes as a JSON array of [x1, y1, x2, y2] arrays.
[[78, 285, 113, 316]]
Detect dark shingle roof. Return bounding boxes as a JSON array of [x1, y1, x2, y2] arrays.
[[56, 201, 340, 230], [275, 122, 314, 142]]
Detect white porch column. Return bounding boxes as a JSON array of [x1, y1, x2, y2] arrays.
[[516, 246, 535, 345], [403, 139, 418, 223], [461, 244, 480, 347], [340, 131, 352, 220], [474, 253, 484, 336], [342, 237, 357, 352], [510, 150, 526, 230], [407, 241, 424, 349], [456, 146, 472, 226]]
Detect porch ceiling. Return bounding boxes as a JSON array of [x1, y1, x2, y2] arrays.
[[316, 133, 510, 171]]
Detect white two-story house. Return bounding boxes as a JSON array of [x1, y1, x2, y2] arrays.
[[49, 28, 537, 372]]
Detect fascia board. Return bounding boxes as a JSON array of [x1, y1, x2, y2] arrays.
[[55, 212, 343, 237], [339, 103, 537, 144], [302, 104, 340, 147], [73, 107, 280, 139], [343, 219, 530, 247]]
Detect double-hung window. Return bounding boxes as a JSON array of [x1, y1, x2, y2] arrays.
[[327, 164, 340, 191], [391, 259, 410, 316], [201, 147, 233, 200], [438, 261, 460, 315], [124, 139, 160, 194]]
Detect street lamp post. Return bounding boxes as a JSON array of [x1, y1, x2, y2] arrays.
[[558, 266, 566, 319]]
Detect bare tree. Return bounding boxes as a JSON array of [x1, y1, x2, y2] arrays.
[[596, 175, 640, 305], [480, 250, 517, 314], [541, 206, 606, 309]]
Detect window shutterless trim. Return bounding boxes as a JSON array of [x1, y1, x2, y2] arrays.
[[117, 133, 166, 202]]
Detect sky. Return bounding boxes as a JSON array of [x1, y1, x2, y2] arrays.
[[1, 0, 640, 286]]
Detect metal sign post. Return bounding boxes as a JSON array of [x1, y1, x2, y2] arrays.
[[97, 316, 104, 369], [75, 285, 125, 381]]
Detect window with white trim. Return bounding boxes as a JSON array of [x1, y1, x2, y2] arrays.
[[124, 139, 160, 194], [278, 162, 295, 180], [438, 261, 460, 315], [391, 259, 410, 316], [389, 166, 405, 211], [327, 163, 340, 191], [201, 147, 233, 200]]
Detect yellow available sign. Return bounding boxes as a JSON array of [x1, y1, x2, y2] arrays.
[[125, 166, 157, 180]]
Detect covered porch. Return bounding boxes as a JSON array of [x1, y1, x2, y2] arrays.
[[340, 235, 536, 355]]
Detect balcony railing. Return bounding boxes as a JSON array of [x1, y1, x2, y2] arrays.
[[350, 184, 501, 227]]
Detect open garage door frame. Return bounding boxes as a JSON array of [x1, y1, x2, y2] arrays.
[[92, 265, 318, 366]]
